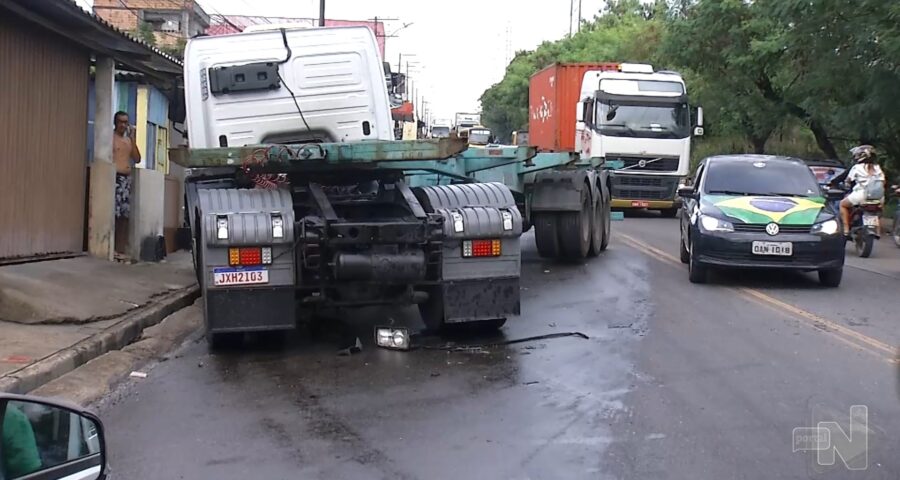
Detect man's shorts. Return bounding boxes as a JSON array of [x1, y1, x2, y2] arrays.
[[115, 174, 132, 218]]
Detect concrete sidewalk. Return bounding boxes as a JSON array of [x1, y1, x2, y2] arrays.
[[0, 252, 199, 394]]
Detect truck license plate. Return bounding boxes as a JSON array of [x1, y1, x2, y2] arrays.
[[213, 267, 269, 286], [631, 201, 650, 208], [863, 215, 878, 227], [751, 241, 793, 256]]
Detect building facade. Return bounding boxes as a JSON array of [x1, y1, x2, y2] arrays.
[[93, 0, 209, 49]]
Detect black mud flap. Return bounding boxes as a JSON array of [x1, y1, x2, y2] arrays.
[[442, 277, 520, 324], [206, 287, 296, 333]]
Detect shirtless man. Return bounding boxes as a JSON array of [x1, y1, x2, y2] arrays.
[[113, 111, 141, 255]]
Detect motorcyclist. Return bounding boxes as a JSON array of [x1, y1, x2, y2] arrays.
[[828, 145, 886, 237]]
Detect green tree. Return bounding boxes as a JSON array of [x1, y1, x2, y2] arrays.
[[134, 21, 157, 47], [480, 0, 665, 142]]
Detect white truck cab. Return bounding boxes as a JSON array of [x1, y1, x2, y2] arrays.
[[576, 63, 703, 215], [184, 26, 393, 148]]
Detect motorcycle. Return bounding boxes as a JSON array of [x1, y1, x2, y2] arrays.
[[829, 183, 882, 258]]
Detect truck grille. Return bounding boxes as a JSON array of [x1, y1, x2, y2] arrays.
[[732, 224, 812, 234], [611, 174, 679, 201], [610, 156, 680, 172]]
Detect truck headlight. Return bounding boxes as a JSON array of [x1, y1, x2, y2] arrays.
[[375, 327, 410, 350], [812, 219, 839, 235], [700, 215, 734, 232]]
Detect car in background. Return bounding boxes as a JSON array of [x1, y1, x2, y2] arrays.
[[678, 155, 845, 286], [802, 158, 846, 187]]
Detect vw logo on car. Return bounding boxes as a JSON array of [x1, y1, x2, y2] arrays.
[[766, 223, 780, 236]]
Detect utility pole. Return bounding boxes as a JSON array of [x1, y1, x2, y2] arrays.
[[569, 0, 574, 37], [319, 0, 325, 26], [578, 0, 583, 33]]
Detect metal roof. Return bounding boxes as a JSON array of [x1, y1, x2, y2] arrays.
[[0, 0, 183, 83]]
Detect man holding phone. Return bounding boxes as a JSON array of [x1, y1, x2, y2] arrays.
[[112, 111, 141, 256]]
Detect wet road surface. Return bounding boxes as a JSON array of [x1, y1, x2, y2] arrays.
[[96, 216, 900, 479]]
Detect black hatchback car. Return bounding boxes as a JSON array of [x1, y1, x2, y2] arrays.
[[678, 155, 846, 286]]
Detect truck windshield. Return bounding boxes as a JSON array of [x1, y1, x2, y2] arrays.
[[598, 102, 690, 139], [431, 127, 450, 138], [468, 130, 492, 145]]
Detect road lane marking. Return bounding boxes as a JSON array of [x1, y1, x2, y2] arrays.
[[617, 233, 899, 364]]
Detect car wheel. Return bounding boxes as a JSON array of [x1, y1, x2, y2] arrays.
[[688, 242, 707, 284], [818, 267, 843, 287], [679, 232, 690, 264]]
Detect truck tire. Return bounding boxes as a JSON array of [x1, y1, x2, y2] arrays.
[[588, 188, 603, 257], [599, 198, 611, 251], [591, 187, 611, 254], [559, 187, 591, 259], [534, 213, 561, 258]]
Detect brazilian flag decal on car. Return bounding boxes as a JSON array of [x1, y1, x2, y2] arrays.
[[705, 195, 825, 225]]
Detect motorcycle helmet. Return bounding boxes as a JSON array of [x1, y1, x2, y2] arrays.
[[850, 144, 877, 164]]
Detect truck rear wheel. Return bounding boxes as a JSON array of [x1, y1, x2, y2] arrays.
[[534, 213, 561, 258], [588, 189, 602, 257], [559, 187, 591, 259], [590, 187, 611, 255]]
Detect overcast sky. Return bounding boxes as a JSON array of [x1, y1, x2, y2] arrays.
[[76, 0, 609, 121]]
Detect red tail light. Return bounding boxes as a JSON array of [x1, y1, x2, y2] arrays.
[[228, 247, 273, 266], [462, 239, 502, 257]]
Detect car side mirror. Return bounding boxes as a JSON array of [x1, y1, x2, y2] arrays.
[[1, 395, 107, 480], [677, 186, 696, 199], [826, 188, 845, 201]]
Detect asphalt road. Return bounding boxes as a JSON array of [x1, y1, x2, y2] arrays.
[[95, 215, 900, 480]]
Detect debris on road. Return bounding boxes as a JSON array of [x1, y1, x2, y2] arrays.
[[129, 371, 148, 379], [421, 331, 589, 352], [337, 337, 363, 356]]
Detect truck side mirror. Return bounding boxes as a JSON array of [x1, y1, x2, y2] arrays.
[[696, 106, 704, 127], [693, 126, 705, 137]]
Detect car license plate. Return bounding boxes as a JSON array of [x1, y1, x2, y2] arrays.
[[213, 267, 269, 286], [863, 215, 878, 227], [631, 200, 650, 208], [752, 241, 793, 256]]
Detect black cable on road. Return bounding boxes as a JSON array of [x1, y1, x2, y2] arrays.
[[417, 331, 590, 352]]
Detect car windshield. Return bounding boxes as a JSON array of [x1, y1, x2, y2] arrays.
[[704, 159, 822, 197], [431, 127, 450, 138], [598, 102, 690, 139]]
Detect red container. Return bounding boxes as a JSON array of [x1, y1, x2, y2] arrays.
[[528, 63, 619, 152]]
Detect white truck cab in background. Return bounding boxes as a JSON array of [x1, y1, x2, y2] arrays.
[[577, 63, 703, 216], [184, 25, 393, 148]]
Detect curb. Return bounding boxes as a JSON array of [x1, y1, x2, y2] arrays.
[[31, 300, 204, 407], [0, 285, 200, 395]]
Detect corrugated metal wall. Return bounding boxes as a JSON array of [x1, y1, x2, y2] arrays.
[[0, 16, 89, 259]]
